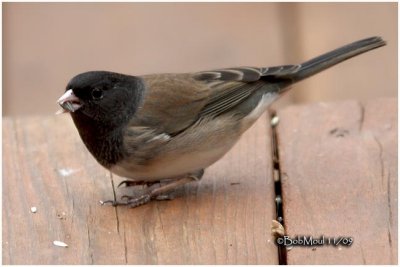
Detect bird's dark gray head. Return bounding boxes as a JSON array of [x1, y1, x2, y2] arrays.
[[58, 71, 144, 127]]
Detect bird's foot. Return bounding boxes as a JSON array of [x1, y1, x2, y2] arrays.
[[100, 192, 175, 208], [101, 169, 204, 208]]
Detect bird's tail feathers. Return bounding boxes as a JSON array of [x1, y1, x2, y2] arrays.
[[292, 36, 386, 82]]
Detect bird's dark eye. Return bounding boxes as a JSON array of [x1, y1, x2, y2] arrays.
[[91, 88, 103, 100]]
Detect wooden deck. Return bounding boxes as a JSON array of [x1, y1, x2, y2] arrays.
[[2, 98, 397, 264]]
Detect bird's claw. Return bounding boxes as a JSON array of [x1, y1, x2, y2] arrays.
[[117, 180, 159, 188]]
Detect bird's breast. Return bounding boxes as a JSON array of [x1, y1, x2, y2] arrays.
[[110, 115, 243, 181]]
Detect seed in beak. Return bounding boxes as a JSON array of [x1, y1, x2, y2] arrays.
[[57, 89, 82, 112]]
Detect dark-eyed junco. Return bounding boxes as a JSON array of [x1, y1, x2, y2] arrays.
[[57, 36, 386, 208]]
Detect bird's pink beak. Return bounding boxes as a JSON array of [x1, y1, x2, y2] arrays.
[[56, 89, 82, 114]]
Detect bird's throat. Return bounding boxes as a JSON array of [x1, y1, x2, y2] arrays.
[[71, 114, 125, 168]]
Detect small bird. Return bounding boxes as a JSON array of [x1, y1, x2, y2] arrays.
[[57, 36, 386, 208]]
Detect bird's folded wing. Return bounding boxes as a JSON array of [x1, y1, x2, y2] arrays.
[[133, 66, 298, 135], [193, 65, 299, 118]]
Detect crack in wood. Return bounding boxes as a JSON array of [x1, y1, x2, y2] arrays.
[[372, 136, 385, 191], [109, 172, 120, 234], [269, 110, 287, 265], [371, 134, 394, 262], [86, 226, 94, 264]]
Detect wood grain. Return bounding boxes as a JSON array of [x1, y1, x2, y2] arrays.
[[275, 98, 397, 264], [2, 113, 277, 264]]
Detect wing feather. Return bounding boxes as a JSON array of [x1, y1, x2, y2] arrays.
[[132, 65, 296, 134]]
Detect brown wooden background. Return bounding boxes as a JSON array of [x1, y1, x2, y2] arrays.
[[3, 3, 397, 116], [3, 98, 397, 264]]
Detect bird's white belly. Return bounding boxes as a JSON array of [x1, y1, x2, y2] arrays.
[[110, 107, 270, 181], [110, 142, 233, 181]]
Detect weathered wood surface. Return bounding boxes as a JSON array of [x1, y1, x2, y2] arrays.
[[276, 98, 397, 264], [2, 113, 277, 264], [3, 98, 397, 264]]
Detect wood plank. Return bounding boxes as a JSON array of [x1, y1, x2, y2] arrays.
[[2, 113, 277, 264], [275, 98, 397, 264]]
